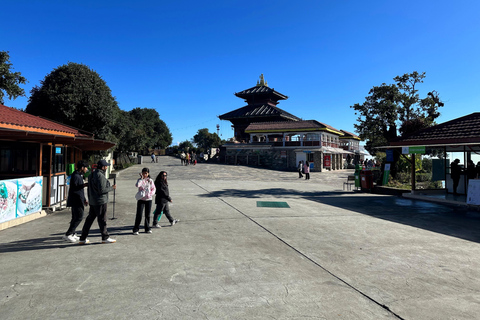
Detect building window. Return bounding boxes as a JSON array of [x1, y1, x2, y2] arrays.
[[52, 146, 65, 173], [0, 143, 38, 175]]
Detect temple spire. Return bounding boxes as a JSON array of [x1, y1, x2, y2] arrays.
[[256, 74, 268, 87]]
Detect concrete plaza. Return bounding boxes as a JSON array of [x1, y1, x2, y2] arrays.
[[1, 156, 480, 319]]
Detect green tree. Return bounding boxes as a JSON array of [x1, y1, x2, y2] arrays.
[[351, 71, 443, 155], [193, 128, 222, 150], [0, 51, 27, 104], [26, 62, 119, 142], [179, 140, 194, 151]]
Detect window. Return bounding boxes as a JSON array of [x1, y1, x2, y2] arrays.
[[0, 142, 38, 175], [52, 146, 65, 173]]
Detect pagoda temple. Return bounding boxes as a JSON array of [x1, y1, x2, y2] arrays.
[[219, 74, 300, 142]]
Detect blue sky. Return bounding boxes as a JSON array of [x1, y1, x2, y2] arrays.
[[3, 0, 480, 146]]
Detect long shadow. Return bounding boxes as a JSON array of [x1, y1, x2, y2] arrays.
[[199, 188, 480, 244], [0, 226, 135, 254]]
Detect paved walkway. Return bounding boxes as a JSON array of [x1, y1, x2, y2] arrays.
[[2, 156, 480, 319]]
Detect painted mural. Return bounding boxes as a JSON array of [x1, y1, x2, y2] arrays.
[[0, 176, 43, 224]]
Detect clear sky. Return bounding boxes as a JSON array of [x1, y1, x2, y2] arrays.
[[3, 0, 480, 146]]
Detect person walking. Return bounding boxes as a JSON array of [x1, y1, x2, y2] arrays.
[[185, 152, 190, 166], [451, 158, 462, 195], [151, 153, 155, 163], [63, 160, 89, 243], [78, 160, 117, 244], [304, 161, 310, 180], [153, 171, 179, 228], [298, 161, 304, 178], [133, 168, 156, 235]]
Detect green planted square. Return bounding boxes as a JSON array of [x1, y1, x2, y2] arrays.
[[256, 201, 290, 208]]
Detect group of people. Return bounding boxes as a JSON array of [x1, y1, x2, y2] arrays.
[[180, 151, 198, 166], [133, 167, 179, 235], [297, 161, 310, 180], [62, 160, 179, 244], [451, 158, 480, 195], [63, 160, 117, 244]]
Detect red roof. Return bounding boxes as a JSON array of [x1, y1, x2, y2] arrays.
[[0, 104, 87, 136], [0, 104, 115, 150]]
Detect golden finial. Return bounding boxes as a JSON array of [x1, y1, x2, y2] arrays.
[[256, 74, 268, 87]]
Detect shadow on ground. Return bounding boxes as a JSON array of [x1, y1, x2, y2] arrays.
[[199, 188, 480, 244]]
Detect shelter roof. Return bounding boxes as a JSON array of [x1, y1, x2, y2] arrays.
[[0, 104, 115, 151], [219, 104, 301, 122], [390, 112, 480, 147], [245, 120, 343, 135]]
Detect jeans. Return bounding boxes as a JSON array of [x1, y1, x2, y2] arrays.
[[80, 204, 109, 241], [133, 200, 152, 232]]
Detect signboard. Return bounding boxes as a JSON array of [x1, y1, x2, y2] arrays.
[[382, 164, 391, 185], [467, 180, 480, 205], [402, 146, 425, 154], [386, 149, 394, 162], [324, 155, 331, 167], [280, 150, 287, 158]]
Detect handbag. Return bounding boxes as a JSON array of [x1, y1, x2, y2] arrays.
[[135, 189, 146, 201]]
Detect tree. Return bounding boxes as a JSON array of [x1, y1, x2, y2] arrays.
[[179, 140, 194, 151], [0, 51, 27, 104], [26, 62, 119, 142], [193, 128, 222, 150], [351, 72, 443, 155]]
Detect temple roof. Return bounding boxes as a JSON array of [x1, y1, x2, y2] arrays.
[[245, 120, 342, 135], [219, 104, 300, 122], [234, 85, 288, 101], [390, 112, 480, 146]]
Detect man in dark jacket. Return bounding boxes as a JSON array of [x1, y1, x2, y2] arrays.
[[451, 159, 462, 195], [63, 160, 89, 243], [78, 160, 117, 244]]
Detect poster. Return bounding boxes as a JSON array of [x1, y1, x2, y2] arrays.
[[0, 176, 43, 224], [17, 177, 43, 217], [0, 180, 17, 223]]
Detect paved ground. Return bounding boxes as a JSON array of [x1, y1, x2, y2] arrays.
[[2, 156, 480, 319]]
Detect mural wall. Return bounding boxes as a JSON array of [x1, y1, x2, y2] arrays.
[[0, 176, 43, 224]]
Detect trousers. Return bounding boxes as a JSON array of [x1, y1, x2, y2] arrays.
[[80, 204, 109, 241], [66, 206, 84, 236], [133, 200, 152, 232]]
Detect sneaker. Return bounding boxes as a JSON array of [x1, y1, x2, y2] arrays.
[[133, 231, 139, 235], [153, 224, 161, 228], [72, 234, 80, 241], [102, 238, 116, 244], [62, 234, 78, 243], [171, 219, 179, 226], [78, 239, 90, 245], [145, 230, 152, 234]]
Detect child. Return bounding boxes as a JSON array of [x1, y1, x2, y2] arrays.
[[133, 168, 156, 235]]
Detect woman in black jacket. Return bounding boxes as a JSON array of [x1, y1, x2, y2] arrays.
[[153, 171, 179, 228]]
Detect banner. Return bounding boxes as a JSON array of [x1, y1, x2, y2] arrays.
[[0, 176, 43, 224], [382, 164, 391, 185]]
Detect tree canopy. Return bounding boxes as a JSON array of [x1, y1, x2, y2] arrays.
[[114, 108, 172, 153], [351, 71, 443, 155], [0, 51, 27, 104], [26, 62, 119, 141], [193, 128, 222, 150]]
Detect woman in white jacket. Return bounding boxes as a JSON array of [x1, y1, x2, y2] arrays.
[[133, 167, 156, 235]]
